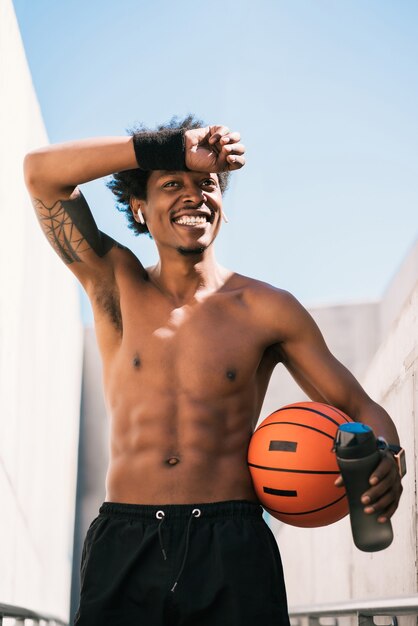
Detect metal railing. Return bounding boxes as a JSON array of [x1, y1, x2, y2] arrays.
[[2, 596, 417, 625], [0, 603, 67, 626], [289, 595, 418, 626]]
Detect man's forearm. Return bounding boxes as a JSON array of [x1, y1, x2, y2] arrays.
[[354, 398, 400, 445], [24, 136, 137, 201]]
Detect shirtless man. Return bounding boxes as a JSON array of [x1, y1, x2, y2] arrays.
[[24, 116, 404, 626]]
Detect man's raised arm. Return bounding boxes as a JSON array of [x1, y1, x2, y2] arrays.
[[23, 136, 137, 285], [23, 125, 245, 283], [24, 125, 244, 208], [24, 136, 137, 204]]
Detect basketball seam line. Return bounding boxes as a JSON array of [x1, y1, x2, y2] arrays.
[[254, 421, 336, 440], [247, 462, 340, 475], [279, 404, 350, 422], [265, 405, 350, 428]]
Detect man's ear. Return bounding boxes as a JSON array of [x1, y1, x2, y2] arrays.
[[130, 197, 146, 225]]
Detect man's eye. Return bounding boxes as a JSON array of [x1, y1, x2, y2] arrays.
[[202, 179, 216, 187], [163, 181, 180, 188]]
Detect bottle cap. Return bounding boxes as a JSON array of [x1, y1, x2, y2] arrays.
[[334, 422, 377, 458]]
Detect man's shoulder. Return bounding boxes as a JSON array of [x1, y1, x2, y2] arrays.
[[231, 272, 297, 305], [223, 272, 312, 346]]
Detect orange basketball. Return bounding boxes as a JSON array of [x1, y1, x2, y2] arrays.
[[248, 402, 352, 527]]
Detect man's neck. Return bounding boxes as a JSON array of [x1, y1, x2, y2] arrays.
[[149, 248, 231, 305]]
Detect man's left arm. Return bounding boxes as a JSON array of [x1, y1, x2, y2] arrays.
[[265, 289, 404, 523]]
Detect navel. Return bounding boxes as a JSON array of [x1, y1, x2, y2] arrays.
[[166, 456, 180, 466], [132, 353, 141, 369]]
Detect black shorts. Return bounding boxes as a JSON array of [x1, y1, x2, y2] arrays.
[[74, 500, 290, 626]]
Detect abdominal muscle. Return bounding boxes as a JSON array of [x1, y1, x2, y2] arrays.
[[104, 393, 259, 505]]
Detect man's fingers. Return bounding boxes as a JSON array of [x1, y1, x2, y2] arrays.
[[360, 453, 402, 520], [363, 471, 399, 505], [363, 463, 397, 501], [377, 502, 398, 523], [220, 131, 241, 144], [208, 127, 241, 146], [334, 454, 401, 522], [369, 453, 395, 486], [364, 490, 401, 521], [223, 142, 246, 156], [226, 154, 245, 170], [188, 125, 245, 171], [208, 126, 230, 145], [363, 483, 400, 512], [222, 142, 246, 170]]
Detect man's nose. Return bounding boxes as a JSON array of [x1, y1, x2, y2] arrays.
[[182, 184, 205, 204]]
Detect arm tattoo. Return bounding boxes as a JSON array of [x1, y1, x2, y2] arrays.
[[33, 190, 115, 264]]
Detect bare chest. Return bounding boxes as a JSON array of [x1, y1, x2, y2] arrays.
[[107, 288, 268, 395]]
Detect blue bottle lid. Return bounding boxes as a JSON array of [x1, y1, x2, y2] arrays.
[[339, 423, 372, 434], [335, 422, 376, 458]]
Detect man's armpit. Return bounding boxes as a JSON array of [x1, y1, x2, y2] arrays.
[[33, 189, 116, 265]]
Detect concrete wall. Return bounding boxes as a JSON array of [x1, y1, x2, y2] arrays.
[[272, 241, 418, 610], [70, 329, 107, 622], [0, 0, 83, 620]]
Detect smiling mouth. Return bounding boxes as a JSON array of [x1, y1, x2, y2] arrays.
[[171, 204, 216, 227], [173, 215, 209, 227]]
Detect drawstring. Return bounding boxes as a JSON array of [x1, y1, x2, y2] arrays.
[[155, 508, 202, 592], [171, 508, 201, 593], [156, 510, 167, 561]]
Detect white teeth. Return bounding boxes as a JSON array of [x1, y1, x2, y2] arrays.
[[174, 216, 207, 225]]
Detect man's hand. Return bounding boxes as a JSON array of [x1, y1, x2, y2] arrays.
[[184, 125, 246, 172], [335, 451, 403, 522]]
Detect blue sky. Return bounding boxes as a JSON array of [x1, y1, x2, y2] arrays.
[[13, 0, 418, 321]]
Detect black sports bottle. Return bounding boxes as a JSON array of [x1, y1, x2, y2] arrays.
[[334, 422, 393, 552]]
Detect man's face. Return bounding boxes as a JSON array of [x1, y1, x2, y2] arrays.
[[135, 170, 224, 255]]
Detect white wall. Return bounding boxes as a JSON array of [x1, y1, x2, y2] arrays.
[[70, 329, 108, 621], [270, 241, 418, 609], [0, 0, 83, 620]]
